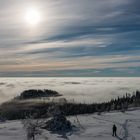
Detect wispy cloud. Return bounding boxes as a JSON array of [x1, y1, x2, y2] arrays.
[[0, 0, 140, 76]]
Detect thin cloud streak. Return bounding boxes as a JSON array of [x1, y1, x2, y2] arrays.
[[0, 0, 140, 76]]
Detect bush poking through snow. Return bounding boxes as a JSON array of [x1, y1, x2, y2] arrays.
[[44, 113, 72, 132], [43, 104, 73, 134]]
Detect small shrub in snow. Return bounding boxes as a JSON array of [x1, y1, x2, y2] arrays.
[[44, 113, 72, 132], [43, 104, 73, 133]]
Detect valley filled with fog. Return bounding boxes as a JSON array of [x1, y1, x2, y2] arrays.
[[0, 77, 140, 104]]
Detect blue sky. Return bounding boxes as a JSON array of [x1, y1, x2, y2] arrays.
[[0, 0, 140, 77]]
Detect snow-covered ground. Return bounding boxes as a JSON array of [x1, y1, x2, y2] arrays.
[[0, 109, 140, 140]]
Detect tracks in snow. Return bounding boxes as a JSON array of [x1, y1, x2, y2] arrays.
[[92, 115, 136, 140], [122, 119, 128, 140], [121, 119, 136, 140]]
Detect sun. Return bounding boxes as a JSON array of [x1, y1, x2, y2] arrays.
[[24, 7, 42, 26]]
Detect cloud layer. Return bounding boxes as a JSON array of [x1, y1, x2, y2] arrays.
[[0, 0, 140, 76], [0, 77, 140, 103]]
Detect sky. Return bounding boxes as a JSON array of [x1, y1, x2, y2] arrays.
[[0, 0, 140, 77]]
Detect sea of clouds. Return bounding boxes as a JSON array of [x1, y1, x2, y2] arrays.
[[0, 77, 140, 104]]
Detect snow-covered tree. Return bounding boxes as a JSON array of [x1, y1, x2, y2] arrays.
[[22, 118, 41, 140]]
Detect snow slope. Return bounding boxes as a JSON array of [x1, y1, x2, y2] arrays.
[[0, 109, 140, 140]]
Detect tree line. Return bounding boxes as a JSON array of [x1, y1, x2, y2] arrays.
[[0, 90, 140, 120]]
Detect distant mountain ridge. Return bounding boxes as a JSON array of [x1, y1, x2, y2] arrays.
[[15, 89, 61, 100]]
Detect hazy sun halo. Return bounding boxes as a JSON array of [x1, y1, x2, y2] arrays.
[[24, 7, 42, 26]]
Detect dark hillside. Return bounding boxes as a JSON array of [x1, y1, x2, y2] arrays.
[[15, 89, 61, 100], [0, 90, 140, 120]]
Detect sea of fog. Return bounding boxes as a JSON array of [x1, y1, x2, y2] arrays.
[[0, 77, 140, 104]]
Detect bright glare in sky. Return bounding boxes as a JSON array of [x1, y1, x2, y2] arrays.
[[24, 7, 42, 26]]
